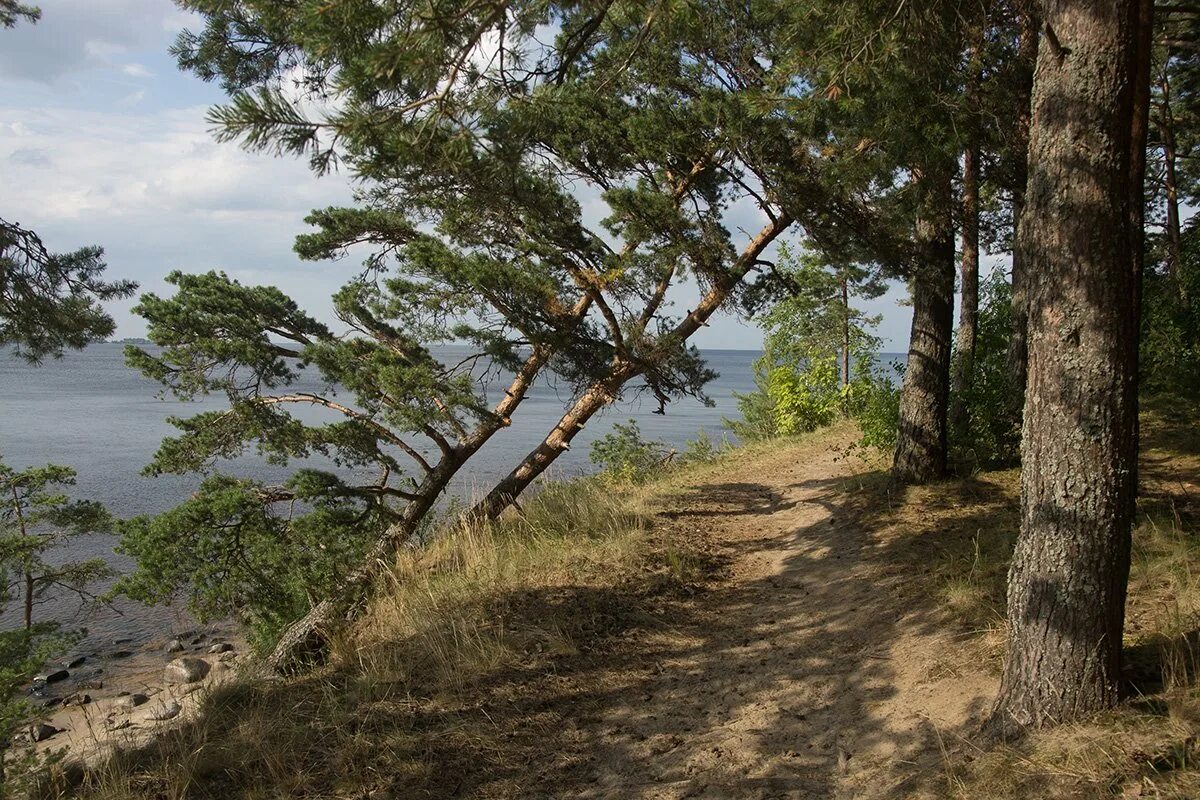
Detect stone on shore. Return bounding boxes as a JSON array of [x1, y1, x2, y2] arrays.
[[208, 642, 233, 654], [149, 701, 182, 721], [114, 693, 149, 710], [35, 669, 69, 685], [164, 657, 210, 684], [165, 639, 184, 653], [32, 723, 61, 742]]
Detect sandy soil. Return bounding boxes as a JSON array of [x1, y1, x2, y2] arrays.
[[18, 624, 244, 764], [515, 429, 998, 798]]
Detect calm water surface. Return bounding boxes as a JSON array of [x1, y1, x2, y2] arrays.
[[0, 344, 788, 649]]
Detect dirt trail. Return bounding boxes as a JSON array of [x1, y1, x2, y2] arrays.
[[544, 429, 997, 799]]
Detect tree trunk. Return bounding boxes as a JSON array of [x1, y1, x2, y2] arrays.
[[987, 0, 1150, 738], [1157, 71, 1183, 286], [841, 277, 851, 389], [1006, 4, 1040, 414], [892, 172, 955, 484], [263, 344, 558, 674], [950, 141, 981, 442], [476, 213, 792, 520], [24, 571, 33, 631]]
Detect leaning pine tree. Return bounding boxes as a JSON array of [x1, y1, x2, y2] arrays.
[[156, 0, 937, 670]]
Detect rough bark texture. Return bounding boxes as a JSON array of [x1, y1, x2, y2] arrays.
[[892, 173, 955, 484], [950, 142, 981, 442], [1006, 5, 1040, 413], [987, 0, 1148, 737]]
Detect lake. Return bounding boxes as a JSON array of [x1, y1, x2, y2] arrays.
[[0, 343, 902, 650]]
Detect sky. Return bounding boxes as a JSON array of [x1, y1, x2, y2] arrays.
[[0, 0, 965, 352]]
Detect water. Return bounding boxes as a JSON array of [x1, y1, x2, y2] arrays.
[[0, 343, 772, 649]]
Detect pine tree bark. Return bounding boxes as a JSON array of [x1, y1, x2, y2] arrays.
[[1006, 4, 1040, 415], [950, 142, 981, 442], [475, 212, 792, 520], [987, 0, 1150, 737], [892, 171, 955, 483]]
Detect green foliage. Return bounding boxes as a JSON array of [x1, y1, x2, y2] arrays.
[[0, 457, 112, 781], [0, 1, 39, 28], [590, 421, 669, 485], [949, 270, 1020, 469], [1142, 222, 1200, 397], [747, 243, 885, 364], [589, 422, 732, 486], [769, 355, 843, 436], [848, 358, 902, 457], [0, 218, 136, 363], [116, 474, 384, 650]]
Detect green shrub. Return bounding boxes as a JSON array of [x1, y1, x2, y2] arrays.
[[950, 270, 1021, 469], [589, 421, 670, 484], [852, 358, 902, 456], [768, 355, 842, 435]]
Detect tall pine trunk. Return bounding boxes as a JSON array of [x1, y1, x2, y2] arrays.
[[1157, 70, 1183, 286], [987, 0, 1150, 737], [892, 171, 955, 483], [841, 277, 851, 389], [1006, 4, 1040, 414], [950, 141, 981, 442]]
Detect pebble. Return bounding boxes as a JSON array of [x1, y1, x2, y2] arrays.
[[148, 701, 182, 721], [164, 657, 210, 684], [114, 693, 149, 710], [32, 723, 61, 742], [35, 669, 69, 685]]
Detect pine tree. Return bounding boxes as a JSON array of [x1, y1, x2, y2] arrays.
[[987, 0, 1151, 737], [0, 457, 113, 784]]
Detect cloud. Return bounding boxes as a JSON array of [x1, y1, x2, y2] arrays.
[[0, 0, 184, 83], [0, 100, 357, 335], [121, 63, 153, 79]]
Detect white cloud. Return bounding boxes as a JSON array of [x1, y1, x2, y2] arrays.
[[0, 0, 182, 82], [116, 90, 146, 107], [122, 63, 153, 79], [0, 101, 357, 335]]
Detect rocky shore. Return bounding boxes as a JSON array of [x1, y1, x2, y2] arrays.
[[15, 622, 244, 762]]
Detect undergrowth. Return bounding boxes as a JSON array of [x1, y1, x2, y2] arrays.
[[57, 469, 720, 799]]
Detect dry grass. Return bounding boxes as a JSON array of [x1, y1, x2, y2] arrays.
[[34, 410, 1200, 799], [915, 405, 1200, 799], [53, 473, 718, 800]]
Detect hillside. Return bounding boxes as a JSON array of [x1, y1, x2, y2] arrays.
[[54, 411, 1200, 799]]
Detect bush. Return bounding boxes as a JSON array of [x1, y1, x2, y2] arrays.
[[950, 270, 1021, 469], [851, 358, 902, 456], [589, 421, 671, 484], [1142, 223, 1200, 397]]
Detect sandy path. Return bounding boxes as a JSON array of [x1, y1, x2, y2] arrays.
[[551, 430, 997, 799]]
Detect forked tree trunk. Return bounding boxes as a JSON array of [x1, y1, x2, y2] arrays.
[[1006, 4, 1040, 414], [476, 213, 792, 520], [264, 345, 557, 674], [892, 172, 955, 483], [987, 0, 1150, 738], [950, 141, 981, 442]]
